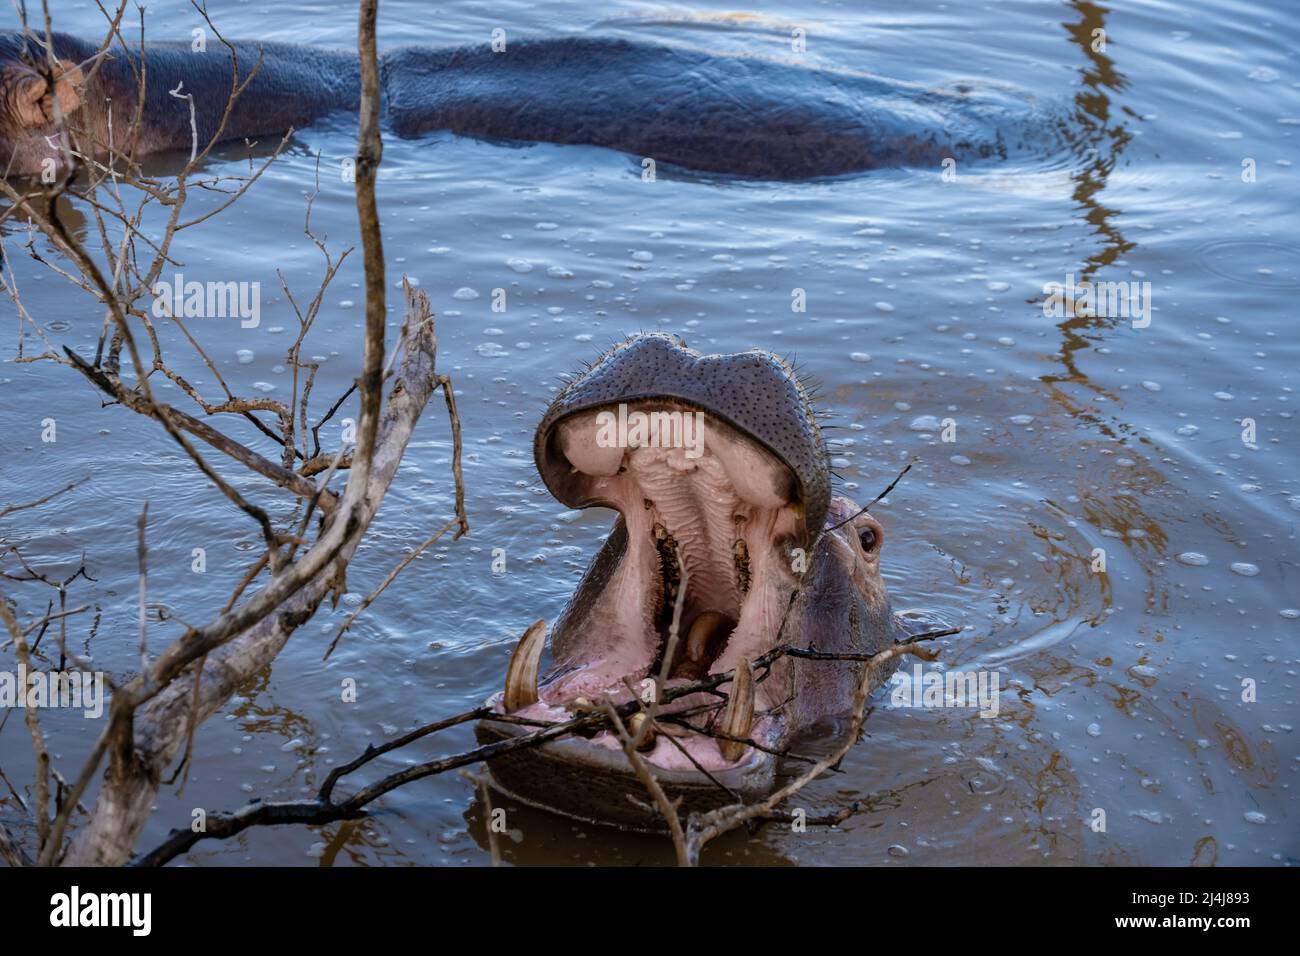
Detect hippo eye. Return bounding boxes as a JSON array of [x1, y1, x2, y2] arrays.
[[858, 527, 876, 553]]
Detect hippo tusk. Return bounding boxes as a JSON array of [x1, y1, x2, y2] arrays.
[[628, 711, 657, 752], [718, 658, 755, 762], [503, 619, 547, 712]]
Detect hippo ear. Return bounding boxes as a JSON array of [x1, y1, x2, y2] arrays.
[[14, 59, 83, 127]]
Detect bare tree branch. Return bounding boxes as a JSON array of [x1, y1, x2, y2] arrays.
[[0, 477, 89, 519], [128, 629, 958, 866], [61, 289, 447, 866]]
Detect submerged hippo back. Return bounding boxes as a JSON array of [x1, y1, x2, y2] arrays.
[[382, 36, 1036, 178], [4, 30, 1044, 179]]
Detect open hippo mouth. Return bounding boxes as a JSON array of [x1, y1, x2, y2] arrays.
[[476, 333, 894, 830]]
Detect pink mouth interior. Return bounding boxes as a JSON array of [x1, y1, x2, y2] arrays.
[[494, 403, 806, 772]]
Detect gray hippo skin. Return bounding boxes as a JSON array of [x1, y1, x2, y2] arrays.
[[2, 30, 1034, 179], [0, 31, 359, 176], [475, 334, 900, 830], [382, 37, 1029, 177]]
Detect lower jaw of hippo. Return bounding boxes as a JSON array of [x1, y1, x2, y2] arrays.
[[474, 718, 776, 832], [477, 402, 808, 829]]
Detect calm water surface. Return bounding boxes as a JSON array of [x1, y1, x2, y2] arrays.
[[1, 0, 1297, 866]]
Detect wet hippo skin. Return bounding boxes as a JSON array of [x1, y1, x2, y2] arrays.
[[0, 31, 360, 176], [2, 31, 1034, 179]]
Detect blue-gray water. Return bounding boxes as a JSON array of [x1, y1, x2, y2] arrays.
[[1, 0, 1296, 865]]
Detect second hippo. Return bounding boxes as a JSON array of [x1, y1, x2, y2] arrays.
[[1, 29, 1038, 179]]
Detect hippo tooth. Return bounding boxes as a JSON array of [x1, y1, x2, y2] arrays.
[[718, 658, 754, 762], [685, 611, 727, 667], [732, 539, 751, 594], [628, 712, 657, 752], [503, 619, 547, 712]]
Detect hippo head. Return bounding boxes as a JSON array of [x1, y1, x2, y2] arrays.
[[477, 333, 896, 829], [0, 32, 88, 177]]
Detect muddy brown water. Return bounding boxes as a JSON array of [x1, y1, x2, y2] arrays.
[[0, 0, 1296, 866]]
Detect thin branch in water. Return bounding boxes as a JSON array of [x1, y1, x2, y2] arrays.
[[166, 81, 197, 163], [0, 821, 33, 868], [825, 457, 916, 534], [462, 770, 502, 866], [601, 700, 690, 866], [681, 640, 941, 864], [0, 476, 89, 519], [20, 604, 91, 641], [136, 502, 149, 674], [0, 598, 50, 857], [323, 517, 458, 661]]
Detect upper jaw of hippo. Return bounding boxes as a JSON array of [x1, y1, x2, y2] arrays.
[[477, 334, 830, 825]]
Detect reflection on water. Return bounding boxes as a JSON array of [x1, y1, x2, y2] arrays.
[[1, 0, 1297, 867], [1050, 0, 1135, 393]]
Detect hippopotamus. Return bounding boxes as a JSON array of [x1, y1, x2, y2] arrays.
[[1, 30, 1036, 179], [0, 31, 360, 177], [474, 334, 902, 829]]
